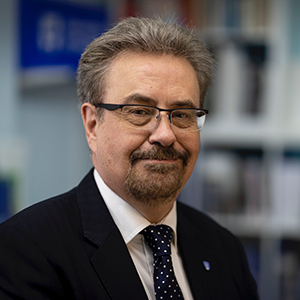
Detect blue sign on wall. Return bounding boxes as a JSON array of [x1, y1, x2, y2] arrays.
[[20, 0, 109, 71], [0, 179, 11, 223]]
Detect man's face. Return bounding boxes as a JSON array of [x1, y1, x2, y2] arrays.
[[84, 52, 200, 209]]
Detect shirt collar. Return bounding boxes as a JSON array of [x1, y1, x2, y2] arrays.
[[93, 169, 178, 247]]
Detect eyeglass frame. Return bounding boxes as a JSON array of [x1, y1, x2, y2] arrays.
[[93, 103, 209, 132]]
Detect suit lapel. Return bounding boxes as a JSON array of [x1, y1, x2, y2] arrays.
[[91, 227, 148, 299], [177, 204, 224, 300], [76, 170, 148, 300]]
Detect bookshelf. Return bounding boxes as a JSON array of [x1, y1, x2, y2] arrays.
[[173, 0, 299, 299]]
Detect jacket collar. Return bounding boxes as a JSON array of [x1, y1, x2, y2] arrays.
[[76, 169, 148, 300]]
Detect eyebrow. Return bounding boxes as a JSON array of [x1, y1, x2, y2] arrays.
[[170, 100, 198, 109], [121, 93, 199, 109], [121, 94, 157, 106]]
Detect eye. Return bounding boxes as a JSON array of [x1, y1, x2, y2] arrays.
[[172, 111, 193, 119], [122, 106, 156, 127], [128, 107, 159, 118], [129, 108, 152, 116], [174, 113, 187, 118], [123, 106, 155, 116], [171, 109, 196, 129]]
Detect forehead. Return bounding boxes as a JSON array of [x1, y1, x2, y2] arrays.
[[104, 51, 200, 107]]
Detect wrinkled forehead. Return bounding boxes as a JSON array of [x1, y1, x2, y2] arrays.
[[104, 51, 200, 107]]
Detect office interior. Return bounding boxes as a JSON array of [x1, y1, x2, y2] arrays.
[[1, 0, 300, 299]]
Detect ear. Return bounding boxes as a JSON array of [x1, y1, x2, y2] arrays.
[[81, 103, 98, 153]]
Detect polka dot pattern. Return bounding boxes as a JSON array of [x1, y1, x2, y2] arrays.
[[141, 225, 184, 300]]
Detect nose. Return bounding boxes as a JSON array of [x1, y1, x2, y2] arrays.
[[148, 113, 176, 147]]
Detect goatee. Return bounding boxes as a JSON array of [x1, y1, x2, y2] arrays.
[[125, 144, 190, 208]]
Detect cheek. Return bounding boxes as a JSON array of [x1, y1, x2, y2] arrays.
[[193, 139, 201, 160], [184, 133, 200, 156], [97, 128, 146, 166], [184, 135, 200, 169], [97, 134, 123, 165]]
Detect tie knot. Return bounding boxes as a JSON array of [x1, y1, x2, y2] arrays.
[[141, 225, 173, 257]]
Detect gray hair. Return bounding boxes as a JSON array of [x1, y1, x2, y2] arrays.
[[77, 17, 215, 108]]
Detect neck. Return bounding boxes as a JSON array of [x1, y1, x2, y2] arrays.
[[126, 198, 176, 223]]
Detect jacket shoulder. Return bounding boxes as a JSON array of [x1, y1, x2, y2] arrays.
[[0, 188, 79, 237]]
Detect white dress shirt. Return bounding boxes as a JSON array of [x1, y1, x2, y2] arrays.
[[93, 169, 193, 300]]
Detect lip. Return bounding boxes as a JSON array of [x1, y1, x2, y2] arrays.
[[140, 158, 179, 164]]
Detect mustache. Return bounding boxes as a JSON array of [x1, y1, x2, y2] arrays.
[[129, 145, 190, 167]]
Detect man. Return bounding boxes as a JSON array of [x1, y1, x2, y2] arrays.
[[0, 17, 259, 299]]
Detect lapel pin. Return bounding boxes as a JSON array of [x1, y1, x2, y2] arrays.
[[203, 261, 210, 271]]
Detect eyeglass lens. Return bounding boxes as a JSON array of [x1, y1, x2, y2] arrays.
[[121, 106, 206, 132]]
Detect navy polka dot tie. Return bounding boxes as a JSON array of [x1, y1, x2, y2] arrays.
[[141, 225, 184, 300]]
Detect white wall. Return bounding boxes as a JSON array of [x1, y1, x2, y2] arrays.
[[20, 84, 92, 207], [0, 0, 93, 211], [0, 0, 18, 137]]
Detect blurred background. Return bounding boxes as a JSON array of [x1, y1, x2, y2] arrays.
[[1, 0, 300, 299]]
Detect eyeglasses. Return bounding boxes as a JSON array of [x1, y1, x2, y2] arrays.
[[94, 103, 209, 132]]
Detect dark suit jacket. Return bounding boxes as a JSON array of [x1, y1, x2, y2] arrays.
[[0, 169, 259, 299]]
